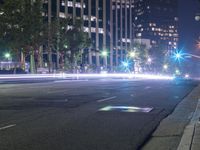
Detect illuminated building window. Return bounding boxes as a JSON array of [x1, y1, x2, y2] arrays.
[[61, 1, 86, 8]]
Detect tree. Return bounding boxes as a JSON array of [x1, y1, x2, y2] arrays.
[[129, 42, 149, 72], [0, 0, 45, 73], [149, 45, 166, 72], [63, 19, 91, 72]]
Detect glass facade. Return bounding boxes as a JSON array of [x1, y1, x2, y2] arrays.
[[133, 0, 179, 52]]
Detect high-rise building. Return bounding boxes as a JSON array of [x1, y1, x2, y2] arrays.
[[133, 0, 179, 52], [43, 0, 110, 67], [43, 0, 136, 68], [111, 0, 135, 66]]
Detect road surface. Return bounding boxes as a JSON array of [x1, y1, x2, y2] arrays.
[[0, 79, 198, 150]]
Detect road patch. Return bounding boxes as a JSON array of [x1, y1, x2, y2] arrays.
[[99, 106, 153, 113]]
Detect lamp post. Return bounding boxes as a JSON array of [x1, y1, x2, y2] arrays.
[[175, 52, 200, 59]]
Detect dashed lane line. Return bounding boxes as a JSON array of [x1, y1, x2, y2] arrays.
[[97, 96, 117, 103]]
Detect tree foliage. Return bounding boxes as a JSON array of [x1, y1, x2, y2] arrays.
[[0, 0, 44, 53], [0, 0, 91, 72], [64, 19, 91, 65], [131, 42, 149, 67]]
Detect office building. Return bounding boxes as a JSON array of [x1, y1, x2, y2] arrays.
[[133, 0, 179, 52]]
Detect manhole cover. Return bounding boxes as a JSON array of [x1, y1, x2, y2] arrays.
[[99, 106, 153, 113]]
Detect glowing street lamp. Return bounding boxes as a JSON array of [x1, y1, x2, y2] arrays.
[[64, 44, 68, 49], [101, 51, 108, 57], [173, 50, 200, 60], [147, 58, 152, 63], [173, 50, 184, 61], [175, 69, 180, 75], [195, 15, 200, 21], [163, 64, 168, 70], [5, 53, 10, 59], [122, 61, 129, 67], [101, 51, 108, 67], [129, 51, 136, 58], [175, 53, 181, 59]]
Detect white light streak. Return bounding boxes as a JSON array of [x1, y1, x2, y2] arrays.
[[0, 73, 174, 80], [0, 124, 16, 131]]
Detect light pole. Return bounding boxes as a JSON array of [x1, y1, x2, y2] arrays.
[[174, 52, 200, 60]]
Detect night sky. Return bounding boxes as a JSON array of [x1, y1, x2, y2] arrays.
[[178, 0, 200, 52]]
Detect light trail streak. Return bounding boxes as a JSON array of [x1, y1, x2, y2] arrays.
[[0, 73, 174, 80]]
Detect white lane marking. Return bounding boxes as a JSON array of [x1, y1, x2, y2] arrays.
[[97, 96, 117, 103], [54, 80, 88, 83], [174, 96, 179, 99], [130, 94, 135, 97], [145, 86, 151, 89], [0, 124, 16, 131]]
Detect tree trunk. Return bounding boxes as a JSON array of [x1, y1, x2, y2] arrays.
[[30, 49, 36, 74], [48, 48, 52, 73], [20, 51, 25, 71], [70, 51, 76, 73], [38, 46, 43, 68]]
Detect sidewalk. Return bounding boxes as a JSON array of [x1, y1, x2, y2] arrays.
[[142, 84, 200, 150]]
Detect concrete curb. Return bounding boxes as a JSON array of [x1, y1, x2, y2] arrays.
[[177, 99, 200, 150], [142, 85, 200, 150]]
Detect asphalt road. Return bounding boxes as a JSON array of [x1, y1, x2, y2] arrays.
[[0, 79, 198, 150]]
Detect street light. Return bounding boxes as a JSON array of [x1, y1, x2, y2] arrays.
[[163, 64, 168, 70], [129, 51, 136, 58], [101, 51, 108, 57], [195, 15, 200, 21], [4, 53, 10, 59], [101, 51, 108, 68], [175, 69, 180, 75], [147, 58, 152, 63], [122, 61, 129, 67], [174, 51, 200, 60], [64, 44, 68, 49]]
